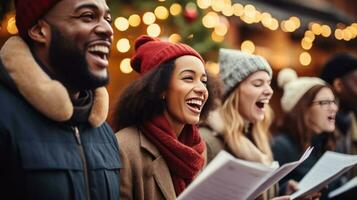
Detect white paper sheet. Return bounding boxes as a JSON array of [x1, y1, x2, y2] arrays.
[[178, 147, 313, 200], [291, 151, 357, 199]]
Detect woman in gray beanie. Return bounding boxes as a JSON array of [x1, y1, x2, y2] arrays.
[[200, 49, 319, 200]]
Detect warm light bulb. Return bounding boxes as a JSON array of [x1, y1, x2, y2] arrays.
[[168, 33, 182, 43], [170, 3, 182, 16], [128, 14, 141, 27], [211, 31, 225, 42], [301, 38, 312, 50], [232, 3, 244, 16], [197, 0, 211, 9], [214, 23, 228, 36], [120, 58, 133, 74], [147, 23, 161, 37], [334, 29, 343, 40], [211, 0, 225, 12], [299, 52, 311, 66], [114, 17, 129, 31], [311, 23, 321, 35], [143, 12, 156, 25], [155, 6, 169, 20], [116, 38, 130, 53], [222, 5, 234, 16], [321, 25, 331, 37], [202, 12, 219, 28], [241, 40, 255, 54], [206, 61, 220, 75], [6, 16, 18, 34]]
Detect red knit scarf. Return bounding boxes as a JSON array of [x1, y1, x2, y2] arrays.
[[141, 115, 205, 196]]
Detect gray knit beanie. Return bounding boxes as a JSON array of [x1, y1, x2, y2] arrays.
[[219, 48, 272, 98]]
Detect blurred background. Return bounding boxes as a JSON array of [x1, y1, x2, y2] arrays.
[[1, 0, 356, 122]]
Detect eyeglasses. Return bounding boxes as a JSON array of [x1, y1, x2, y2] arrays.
[[311, 100, 337, 110]]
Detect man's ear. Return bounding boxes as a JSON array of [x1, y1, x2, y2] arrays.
[[332, 78, 343, 93], [27, 20, 51, 44]]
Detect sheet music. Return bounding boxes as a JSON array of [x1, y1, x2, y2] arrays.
[[247, 146, 313, 200], [291, 151, 357, 199], [178, 147, 313, 200], [328, 177, 357, 199]]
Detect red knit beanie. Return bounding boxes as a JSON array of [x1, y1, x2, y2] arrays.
[[15, 0, 61, 39], [131, 35, 204, 75]]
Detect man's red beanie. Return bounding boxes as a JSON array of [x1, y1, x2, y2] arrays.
[[15, 0, 61, 39], [131, 35, 204, 75]]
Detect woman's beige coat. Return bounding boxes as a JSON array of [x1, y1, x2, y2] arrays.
[[116, 127, 176, 200]]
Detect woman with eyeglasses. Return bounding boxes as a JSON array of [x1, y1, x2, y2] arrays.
[[272, 68, 338, 199]]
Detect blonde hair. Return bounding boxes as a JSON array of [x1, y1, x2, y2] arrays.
[[220, 90, 273, 164]]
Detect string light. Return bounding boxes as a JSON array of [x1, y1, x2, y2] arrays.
[[143, 12, 156, 25], [253, 11, 262, 23], [205, 61, 220, 75], [197, 0, 211, 9], [116, 38, 130, 53], [120, 58, 133, 74], [128, 14, 141, 27], [170, 3, 182, 16], [155, 6, 169, 20], [311, 23, 322, 35], [168, 33, 182, 43], [6, 16, 18, 34], [214, 23, 228, 36], [261, 12, 272, 28], [304, 30, 315, 40], [222, 5, 234, 16], [301, 38, 313, 50], [54, 0, 356, 61], [299, 52, 311, 66], [211, 31, 225, 42], [321, 25, 331, 37], [335, 29, 343, 40], [241, 40, 255, 54], [290, 16, 301, 28], [211, 0, 225, 12], [269, 19, 279, 30], [147, 23, 161, 37], [202, 12, 219, 28], [114, 17, 129, 31], [232, 3, 244, 16]]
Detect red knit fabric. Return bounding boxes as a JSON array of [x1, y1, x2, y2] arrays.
[[140, 115, 205, 195], [15, 0, 61, 38], [131, 35, 204, 75]]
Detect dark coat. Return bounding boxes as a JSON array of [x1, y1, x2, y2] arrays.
[[271, 133, 340, 199], [0, 36, 121, 200]]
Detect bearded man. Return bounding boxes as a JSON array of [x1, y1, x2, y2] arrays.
[[0, 0, 121, 199]]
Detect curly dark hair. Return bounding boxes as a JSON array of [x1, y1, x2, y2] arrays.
[[112, 60, 219, 132]]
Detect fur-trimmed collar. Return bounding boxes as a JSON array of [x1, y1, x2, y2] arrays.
[[0, 36, 108, 127]]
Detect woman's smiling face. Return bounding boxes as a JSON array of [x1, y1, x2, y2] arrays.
[[163, 55, 208, 129], [237, 71, 273, 123]]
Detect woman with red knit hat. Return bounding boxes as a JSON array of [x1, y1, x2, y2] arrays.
[[113, 35, 217, 200]]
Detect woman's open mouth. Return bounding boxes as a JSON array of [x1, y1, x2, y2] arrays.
[[186, 98, 204, 114]]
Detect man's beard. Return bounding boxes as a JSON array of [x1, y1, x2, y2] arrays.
[[48, 26, 109, 91]]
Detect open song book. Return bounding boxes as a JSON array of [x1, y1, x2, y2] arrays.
[[178, 147, 314, 200], [291, 151, 357, 199]]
